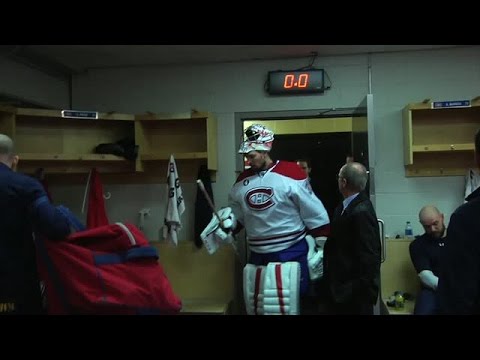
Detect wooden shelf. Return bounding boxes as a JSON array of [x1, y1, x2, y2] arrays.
[[407, 147, 476, 177], [0, 106, 136, 174], [140, 152, 208, 161], [406, 166, 474, 177], [135, 111, 205, 121], [403, 98, 480, 177], [135, 111, 217, 173], [15, 107, 134, 121], [412, 143, 474, 153], [0, 106, 218, 180], [19, 153, 127, 161]]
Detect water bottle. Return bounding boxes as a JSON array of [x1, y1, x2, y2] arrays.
[[405, 221, 414, 240]]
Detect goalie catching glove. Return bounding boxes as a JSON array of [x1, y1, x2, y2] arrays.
[[200, 207, 237, 254], [306, 235, 327, 281]]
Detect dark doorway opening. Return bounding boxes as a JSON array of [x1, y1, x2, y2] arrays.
[[270, 132, 352, 218]]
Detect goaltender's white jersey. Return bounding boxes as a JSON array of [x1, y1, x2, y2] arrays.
[[229, 160, 330, 254]]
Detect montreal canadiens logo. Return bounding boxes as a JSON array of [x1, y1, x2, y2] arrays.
[[245, 187, 275, 210]]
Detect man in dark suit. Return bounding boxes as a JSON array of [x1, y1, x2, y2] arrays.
[[323, 162, 381, 315], [437, 129, 480, 314]]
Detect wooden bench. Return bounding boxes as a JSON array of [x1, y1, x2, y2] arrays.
[[180, 299, 232, 315], [381, 238, 420, 315], [153, 241, 237, 315]]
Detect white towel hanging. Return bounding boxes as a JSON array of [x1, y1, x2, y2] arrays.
[[162, 155, 185, 245]]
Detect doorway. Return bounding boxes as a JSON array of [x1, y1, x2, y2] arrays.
[[271, 132, 351, 218], [232, 104, 377, 314], [241, 115, 356, 217]]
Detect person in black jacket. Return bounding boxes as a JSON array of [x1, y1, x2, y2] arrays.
[[0, 134, 71, 314], [437, 129, 480, 314], [409, 205, 447, 315], [323, 162, 381, 315]]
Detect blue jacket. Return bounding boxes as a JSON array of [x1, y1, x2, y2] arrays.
[[0, 162, 71, 314]]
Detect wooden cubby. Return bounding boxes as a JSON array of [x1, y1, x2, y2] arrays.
[[0, 106, 136, 175], [134, 111, 218, 179], [0, 106, 218, 183], [403, 98, 480, 177]]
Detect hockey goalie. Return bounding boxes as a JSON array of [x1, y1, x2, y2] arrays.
[[201, 124, 330, 315]]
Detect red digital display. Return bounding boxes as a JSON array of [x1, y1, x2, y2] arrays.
[[267, 69, 324, 95], [283, 73, 309, 89]]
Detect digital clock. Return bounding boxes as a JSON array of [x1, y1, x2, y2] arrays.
[[267, 69, 325, 95]]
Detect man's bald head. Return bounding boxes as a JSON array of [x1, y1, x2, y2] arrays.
[[419, 205, 445, 239], [419, 205, 441, 219], [0, 134, 18, 169], [0, 134, 14, 156], [339, 162, 368, 192]]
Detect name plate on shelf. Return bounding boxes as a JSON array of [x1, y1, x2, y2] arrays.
[[61, 110, 98, 119], [431, 100, 471, 109]]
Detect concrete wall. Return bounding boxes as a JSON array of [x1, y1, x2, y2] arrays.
[[0, 57, 69, 108], [52, 46, 480, 241]]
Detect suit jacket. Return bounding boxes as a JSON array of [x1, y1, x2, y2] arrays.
[[438, 186, 480, 314], [324, 192, 381, 307]]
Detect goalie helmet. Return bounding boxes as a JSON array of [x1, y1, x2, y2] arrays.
[[238, 124, 275, 154]]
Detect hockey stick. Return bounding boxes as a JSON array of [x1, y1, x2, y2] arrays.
[[196, 179, 224, 229]]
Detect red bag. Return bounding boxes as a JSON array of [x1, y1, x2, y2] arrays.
[[36, 222, 182, 315]]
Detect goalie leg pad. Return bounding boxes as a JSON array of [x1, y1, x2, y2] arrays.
[[243, 264, 265, 315], [243, 262, 300, 315], [263, 262, 300, 315]]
